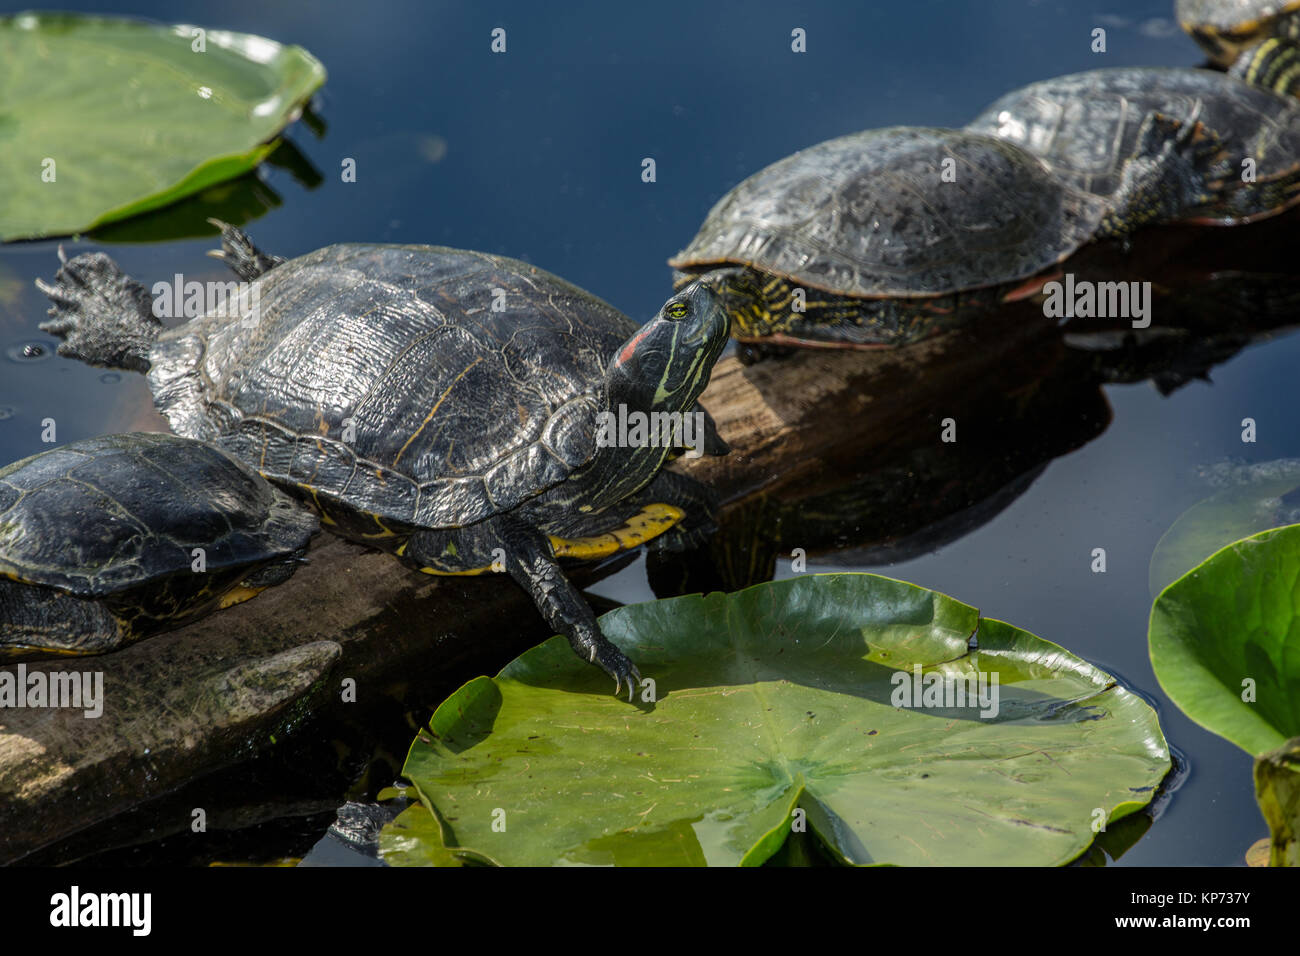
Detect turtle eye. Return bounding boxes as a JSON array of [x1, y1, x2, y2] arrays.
[[664, 301, 689, 320]]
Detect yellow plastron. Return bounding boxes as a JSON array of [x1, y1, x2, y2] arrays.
[[417, 502, 686, 574]]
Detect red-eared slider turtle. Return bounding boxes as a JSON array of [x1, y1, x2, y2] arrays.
[[36, 231, 730, 698], [0, 432, 318, 659], [1177, 0, 1300, 69], [966, 65, 1300, 225], [669, 125, 1216, 349]]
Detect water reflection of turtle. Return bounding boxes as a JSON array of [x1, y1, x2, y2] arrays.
[[0, 432, 318, 659], [653, 310, 1111, 595], [37, 228, 730, 697], [659, 226, 1300, 596]]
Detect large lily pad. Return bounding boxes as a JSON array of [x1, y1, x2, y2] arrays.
[[0, 12, 325, 241], [390, 573, 1169, 867], [1149, 460, 1300, 597], [1149, 524, 1300, 757]]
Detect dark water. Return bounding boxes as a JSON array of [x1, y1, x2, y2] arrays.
[[2, 0, 1297, 865]]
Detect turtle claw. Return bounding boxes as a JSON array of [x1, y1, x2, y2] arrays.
[[206, 218, 286, 281], [590, 641, 641, 702], [613, 662, 642, 702], [35, 250, 159, 373]]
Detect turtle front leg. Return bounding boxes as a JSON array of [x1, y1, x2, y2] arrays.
[[36, 248, 160, 373], [408, 520, 642, 700], [206, 219, 287, 281]]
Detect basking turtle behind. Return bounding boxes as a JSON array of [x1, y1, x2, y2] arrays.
[[1176, 0, 1300, 69], [966, 62, 1300, 226], [670, 123, 1221, 351], [37, 231, 730, 699], [0, 432, 318, 659]]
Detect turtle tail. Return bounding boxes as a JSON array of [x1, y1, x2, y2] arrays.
[[36, 247, 161, 373]]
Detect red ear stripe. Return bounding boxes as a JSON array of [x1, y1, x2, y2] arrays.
[[616, 326, 654, 366]]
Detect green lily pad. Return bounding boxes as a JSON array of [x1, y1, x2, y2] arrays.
[[0, 12, 325, 241], [1151, 524, 1300, 866], [1149, 460, 1300, 597], [1149, 523, 1300, 758], [1149, 520, 1300, 759], [393, 573, 1169, 867], [377, 804, 492, 868]]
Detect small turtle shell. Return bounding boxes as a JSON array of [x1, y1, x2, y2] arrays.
[[967, 67, 1300, 223], [1176, 0, 1300, 65], [669, 127, 1108, 300], [1177, 0, 1300, 34], [0, 432, 317, 596]]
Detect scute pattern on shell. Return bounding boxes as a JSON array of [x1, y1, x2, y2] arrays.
[[670, 127, 1109, 298], [147, 245, 636, 528], [966, 67, 1300, 222], [0, 433, 316, 596]]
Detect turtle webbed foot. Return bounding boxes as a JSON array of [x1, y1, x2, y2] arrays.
[[1106, 109, 1228, 234], [36, 248, 160, 373], [206, 219, 287, 281]]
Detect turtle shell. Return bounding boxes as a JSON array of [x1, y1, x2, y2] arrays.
[[1177, 0, 1300, 64], [148, 245, 636, 530], [966, 67, 1300, 224], [668, 127, 1109, 300], [0, 432, 317, 596]]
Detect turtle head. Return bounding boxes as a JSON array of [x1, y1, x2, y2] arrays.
[[607, 279, 729, 414]]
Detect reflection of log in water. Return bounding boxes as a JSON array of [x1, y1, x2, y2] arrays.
[[657, 305, 1110, 594], [1058, 207, 1300, 392], [659, 211, 1300, 594], [4, 214, 1299, 862]]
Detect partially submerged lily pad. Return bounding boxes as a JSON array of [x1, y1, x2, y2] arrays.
[[1149, 523, 1300, 757], [1149, 459, 1300, 597], [1150, 523, 1300, 866], [0, 12, 325, 241], [389, 573, 1169, 867]]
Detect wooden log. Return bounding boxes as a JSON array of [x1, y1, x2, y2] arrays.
[[0, 306, 1096, 862]]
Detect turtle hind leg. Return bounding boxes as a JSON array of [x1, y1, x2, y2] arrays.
[[1229, 37, 1300, 97], [235, 550, 310, 590], [639, 470, 721, 554], [35, 248, 161, 373], [1101, 111, 1229, 236], [406, 521, 642, 701], [205, 219, 287, 281]]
